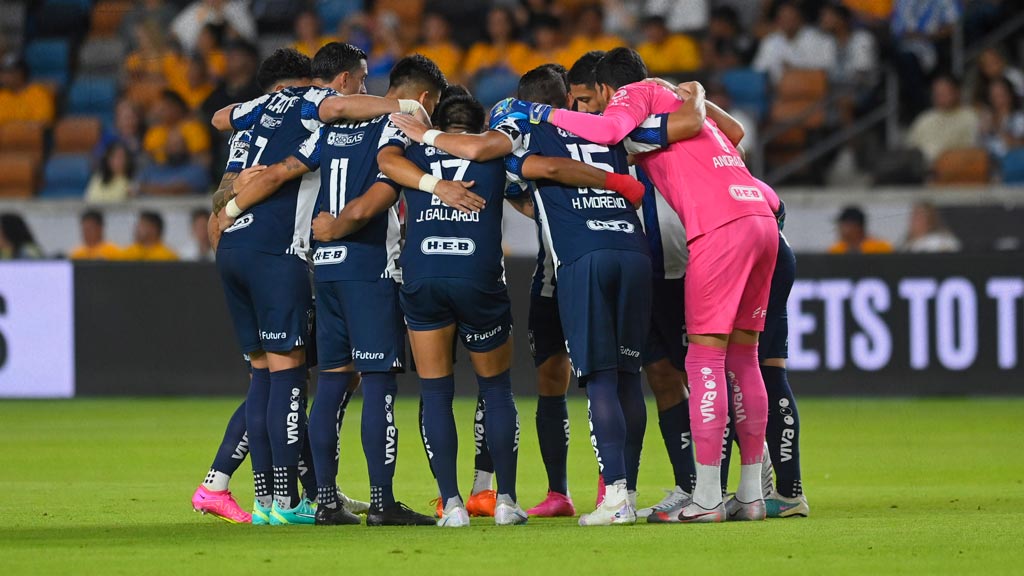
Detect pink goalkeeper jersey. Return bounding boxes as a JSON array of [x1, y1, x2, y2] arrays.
[[550, 81, 775, 241]]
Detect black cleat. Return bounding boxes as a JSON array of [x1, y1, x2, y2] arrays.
[[315, 504, 361, 526], [366, 501, 436, 526]]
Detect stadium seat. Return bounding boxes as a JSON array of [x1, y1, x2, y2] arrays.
[[124, 78, 166, 112], [931, 148, 990, 185], [54, 116, 103, 154], [0, 121, 46, 165], [721, 68, 768, 120], [1000, 148, 1024, 184], [41, 154, 92, 198], [67, 76, 118, 117], [79, 38, 126, 75], [25, 39, 71, 87], [0, 153, 38, 198], [90, 0, 132, 37]]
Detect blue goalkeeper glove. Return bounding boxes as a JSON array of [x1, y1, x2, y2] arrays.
[[489, 98, 553, 128]]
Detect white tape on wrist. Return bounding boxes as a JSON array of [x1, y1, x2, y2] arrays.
[[399, 99, 421, 115], [423, 129, 443, 147], [225, 198, 242, 218], [419, 174, 441, 194]]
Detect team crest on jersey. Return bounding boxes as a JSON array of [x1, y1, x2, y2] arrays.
[[586, 219, 635, 233], [313, 246, 348, 264], [224, 213, 254, 233]]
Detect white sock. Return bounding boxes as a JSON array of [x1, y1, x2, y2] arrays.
[[203, 469, 230, 491], [471, 470, 493, 495], [693, 464, 724, 509], [737, 463, 763, 503], [603, 480, 628, 507]]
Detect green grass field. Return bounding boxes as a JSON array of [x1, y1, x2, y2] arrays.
[[2, 397, 1023, 575]]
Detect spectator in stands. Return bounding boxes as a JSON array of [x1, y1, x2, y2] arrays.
[[411, 12, 463, 80], [515, 0, 564, 35], [980, 77, 1024, 160], [86, 143, 135, 203], [906, 75, 980, 164], [365, 12, 404, 81], [902, 201, 961, 253], [701, 5, 755, 72], [707, 82, 757, 152], [143, 90, 210, 166], [463, 7, 534, 79], [635, 15, 701, 75], [69, 210, 122, 260], [120, 0, 177, 48], [97, 99, 145, 161], [0, 213, 43, 260], [201, 40, 260, 173], [819, 3, 877, 88], [522, 15, 566, 71], [644, 0, 709, 33], [337, 11, 372, 53], [828, 206, 894, 254], [196, 23, 227, 79], [890, 0, 961, 119], [180, 208, 214, 261], [172, 55, 216, 111], [969, 48, 1024, 104], [752, 1, 836, 84], [121, 211, 178, 261], [124, 21, 170, 83], [137, 129, 210, 196], [170, 0, 257, 53], [293, 10, 334, 58], [0, 55, 55, 127], [560, 4, 625, 68]]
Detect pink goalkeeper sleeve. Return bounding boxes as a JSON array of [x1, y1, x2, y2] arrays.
[[549, 84, 652, 145]]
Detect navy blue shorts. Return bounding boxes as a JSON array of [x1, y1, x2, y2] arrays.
[[401, 278, 512, 353], [315, 277, 406, 372], [217, 248, 312, 355], [759, 232, 795, 360], [643, 277, 687, 371], [528, 293, 567, 367], [556, 250, 652, 381]]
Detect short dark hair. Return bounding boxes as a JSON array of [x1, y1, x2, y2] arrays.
[[139, 211, 164, 236], [159, 89, 188, 114], [311, 42, 367, 83], [823, 2, 853, 24], [225, 39, 259, 60], [517, 66, 568, 108], [709, 6, 740, 29], [837, 206, 866, 227], [595, 47, 647, 89], [389, 54, 448, 95], [256, 48, 311, 92], [538, 63, 569, 92], [81, 209, 104, 227], [0, 213, 35, 251], [434, 85, 485, 133], [568, 50, 605, 88]]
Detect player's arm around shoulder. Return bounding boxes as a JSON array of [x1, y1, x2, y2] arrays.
[[377, 143, 485, 214], [318, 94, 430, 125], [388, 112, 513, 162], [312, 182, 400, 242]]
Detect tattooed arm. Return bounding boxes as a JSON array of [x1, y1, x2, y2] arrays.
[[218, 157, 309, 230]]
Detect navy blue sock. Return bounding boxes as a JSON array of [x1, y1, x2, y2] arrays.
[[246, 368, 272, 505], [308, 371, 355, 508], [657, 400, 696, 493], [210, 400, 248, 477], [473, 394, 495, 474], [617, 371, 647, 492], [361, 372, 398, 510], [298, 387, 317, 497], [418, 396, 436, 479], [763, 365, 803, 497], [479, 370, 519, 501], [536, 394, 569, 495], [585, 369, 627, 485], [421, 375, 459, 504], [268, 366, 306, 508]]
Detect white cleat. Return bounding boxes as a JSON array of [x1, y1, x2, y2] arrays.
[[494, 494, 529, 526], [639, 486, 692, 522], [578, 483, 636, 526], [765, 491, 810, 518], [725, 495, 767, 521], [338, 489, 370, 515], [437, 497, 470, 528], [677, 500, 726, 523], [761, 442, 775, 499]]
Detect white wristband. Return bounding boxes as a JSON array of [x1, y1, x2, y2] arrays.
[[225, 198, 242, 218], [418, 174, 441, 194], [398, 99, 421, 115], [423, 129, 443, 147]]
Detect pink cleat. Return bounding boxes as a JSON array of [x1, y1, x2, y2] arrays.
[[191, 485, 252, 524], [595, 475, 606, 508], [526, 491, 576, 517]]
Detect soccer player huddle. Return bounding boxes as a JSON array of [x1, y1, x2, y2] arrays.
[[189, 41, 809, 528]]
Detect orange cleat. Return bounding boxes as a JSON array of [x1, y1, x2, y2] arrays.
[[431, 497, 443, 518], [466, 489, 497, 517]]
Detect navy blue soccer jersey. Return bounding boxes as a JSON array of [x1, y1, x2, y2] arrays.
[[634, 165, 688, 281], [295, 114, 402, 283], [224, 130, 251, 174], [217, 86, 333, 258], [504, 178, 556, 298], [500, 119, 649, 269], [397, 143, 505, 285]]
